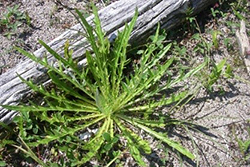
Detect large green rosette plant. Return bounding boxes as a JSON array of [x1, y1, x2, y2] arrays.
[[2, 6, 208, 166]]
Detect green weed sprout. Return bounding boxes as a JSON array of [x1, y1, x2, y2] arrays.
[[1, 6, 208, 166], [0, 4, 29, 39]]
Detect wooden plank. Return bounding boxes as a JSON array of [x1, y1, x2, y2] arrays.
[[0, 0, 217, 124]]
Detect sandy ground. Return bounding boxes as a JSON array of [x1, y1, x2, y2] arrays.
[[0, 0, 250, 166], [0, 0, 106, 74]]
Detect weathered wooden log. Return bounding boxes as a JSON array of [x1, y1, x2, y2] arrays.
[[236, 20, 250, 76], [0, 0, 217, 124]]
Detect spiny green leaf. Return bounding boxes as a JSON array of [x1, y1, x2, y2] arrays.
[[75, 137, 104, 166], [111, 8, 138, 97], [75, 9, 100, 58], [78, 119, 111, 164], [28, 116, 105, 147], [130, 58, 174, 98], [114, 118, 147, 167], [17, 74, 97, 111], [127, 91, 188, 112], [39, 40, 81, 76], [15, 47, 47, 67], [129, 145, 146, 167], [48, 70, 94, 104], [122, 117, 195, 160], [82, 118, 110, 150], [145, 43, 172, 71], [1, 102, 97, 113], [68, 113, 103, 122], [92, 5, 106, 53], [127, 117, 165, 128], [114, 118, 151, 154]]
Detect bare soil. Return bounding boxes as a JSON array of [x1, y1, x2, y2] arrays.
[[0, 0, 108, 74]]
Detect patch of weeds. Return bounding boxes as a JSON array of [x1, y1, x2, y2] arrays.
[[0, 122, 17, 166], [192, 33, 213, 56], [0, 5, 213, 166], [148, 30, 168, 49], [210, 4, 227, 20], [0, 4, 31, 39], [48, 4, 61, 27], [156, 141, 171, 166], [229, 0, 249, 20], [223, 37, 233, 51], [230, 121, 250, 165], [182, 7, 198, 36], [49, 1, 90, 29], [173, 42, 187, 57], [172, 42, 190, 65], [236, 122, 250, 164], [195, 58, 234, 92]]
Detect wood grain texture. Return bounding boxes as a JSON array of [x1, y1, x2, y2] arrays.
[[236, 20, 250, 76], [0, 0, 217, 124]]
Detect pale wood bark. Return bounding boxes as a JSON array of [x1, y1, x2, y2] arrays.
[[236, 20, 250, 76], [0, 0, 217, 124]]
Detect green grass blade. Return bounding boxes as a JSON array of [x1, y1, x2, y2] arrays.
[[207, 59, 226, 87]]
